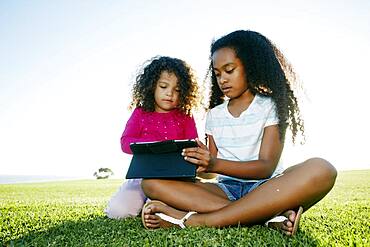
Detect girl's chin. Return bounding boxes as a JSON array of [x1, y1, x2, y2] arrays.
[[155, 107, 177, 113], [224, 92, 235, 98]]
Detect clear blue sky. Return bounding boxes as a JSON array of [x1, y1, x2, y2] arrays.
[[1, 0, 369, 177]]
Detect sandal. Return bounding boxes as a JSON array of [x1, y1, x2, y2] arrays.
[[265, 206, 303, 236], [141, 200, 197, 229], [291, 206, 303, 235]]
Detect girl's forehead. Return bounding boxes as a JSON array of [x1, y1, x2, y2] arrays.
[[212, 47, 238, 68], [158, 71, 178, 84]]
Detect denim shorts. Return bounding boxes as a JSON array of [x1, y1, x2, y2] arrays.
[[216, 178, 269, 201]]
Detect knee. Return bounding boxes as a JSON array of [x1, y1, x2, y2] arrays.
[[305, 157, 337, 187], [141, 179, 162, 198]]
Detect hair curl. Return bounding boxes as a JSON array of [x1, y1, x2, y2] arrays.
[[130, 56, 199, 115], [208, 30, 304, 143]]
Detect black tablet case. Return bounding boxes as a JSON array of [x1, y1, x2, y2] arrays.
[[125, 139, 197, 179]]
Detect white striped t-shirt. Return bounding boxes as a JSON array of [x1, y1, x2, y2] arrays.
[[205, 94, 284, 182]]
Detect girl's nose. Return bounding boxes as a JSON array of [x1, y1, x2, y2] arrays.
[[220, 75, 227, 84]]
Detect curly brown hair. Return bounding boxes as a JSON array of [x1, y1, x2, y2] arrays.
[[130, 56, 199, 115], [208, 30, 305, 143]]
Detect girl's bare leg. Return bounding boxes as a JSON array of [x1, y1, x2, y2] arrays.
[[143, 158, 337, 231], [142, 179, 230, 213]]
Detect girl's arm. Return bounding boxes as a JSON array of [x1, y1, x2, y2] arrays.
[[120, 109, 143, 154], [184, 125, 283, 179], [183, 115, 198, 139]]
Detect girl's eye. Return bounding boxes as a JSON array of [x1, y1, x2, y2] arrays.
[[225, 68, 234, 74], [159, 85, 166, 89], [175, 88, 181, 92]]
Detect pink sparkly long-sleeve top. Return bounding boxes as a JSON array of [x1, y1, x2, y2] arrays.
[[120, 108, 198, 154]]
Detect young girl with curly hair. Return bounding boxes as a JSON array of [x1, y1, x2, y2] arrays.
[[141, 30, 337, 236], [105, 56, 199, 219]]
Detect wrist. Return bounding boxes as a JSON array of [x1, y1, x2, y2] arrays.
[[207, 157, 217, 173]]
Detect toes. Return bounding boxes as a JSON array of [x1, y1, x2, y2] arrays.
[[144, 203, 163, 215], [143, 206, 152, 214], [145, 214, 159, 220], [142, 201, 169, 230], [284, 219, 293, 228], [288, 213, 296, 223], [145, 222, 160, 229], [267, 219, 294, 236], [143, 213, 161, 229], [281, 222, 293, 232], [283, 210, 296, 222], [146, 218, 160, 225], [144, 214, 161, 225]]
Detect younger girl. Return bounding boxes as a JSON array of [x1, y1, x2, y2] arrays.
[[141, 30, 337, 236], [105, 56, 199, 219]]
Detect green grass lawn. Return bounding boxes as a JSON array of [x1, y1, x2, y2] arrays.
[[1, 170, 369, 246]]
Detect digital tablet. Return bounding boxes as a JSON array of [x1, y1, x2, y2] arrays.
[[125, 139, 197, 179]]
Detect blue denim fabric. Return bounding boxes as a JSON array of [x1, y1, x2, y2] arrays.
[[216, 178, 269, 201]]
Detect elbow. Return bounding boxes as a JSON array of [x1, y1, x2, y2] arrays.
[[261, 170, 274, 179], [259, 161, 277, 179], [120, 140, 132, 154], [121, 145, 132, 154], [120, 136, 133, 154]]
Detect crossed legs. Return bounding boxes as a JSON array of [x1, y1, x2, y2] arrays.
[[142, 178, 230, 213], [142, 158, 337, 234]]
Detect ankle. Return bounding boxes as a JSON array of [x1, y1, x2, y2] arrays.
[[187, 213, 205, 227]]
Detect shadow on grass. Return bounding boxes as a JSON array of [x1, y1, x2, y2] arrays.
[[6, 216, 319, 246]]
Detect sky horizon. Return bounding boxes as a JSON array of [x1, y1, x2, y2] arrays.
[[1, 0, 369, 178]]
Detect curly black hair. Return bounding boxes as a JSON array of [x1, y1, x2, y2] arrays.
[[208, 30, 304, 143], [130, 56, 199, 115]]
